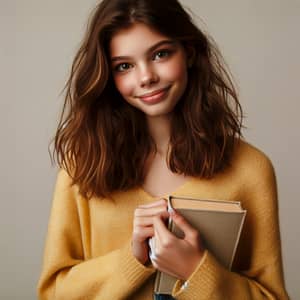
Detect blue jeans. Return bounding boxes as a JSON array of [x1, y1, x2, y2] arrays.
[[154, 294, 175, 300]]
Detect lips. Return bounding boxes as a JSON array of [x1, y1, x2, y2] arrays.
[[137, 86, 171, 104]]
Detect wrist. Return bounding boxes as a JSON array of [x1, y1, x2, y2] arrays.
[[131, 240, 149, 265], [183, 251, 204, 280]]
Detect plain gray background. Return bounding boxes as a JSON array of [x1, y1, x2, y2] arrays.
[[3, 0, 299, 299]]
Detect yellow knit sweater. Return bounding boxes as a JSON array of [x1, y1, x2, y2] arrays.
[[37, 141, 289, 299]]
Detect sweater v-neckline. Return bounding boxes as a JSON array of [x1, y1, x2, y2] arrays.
[[139, 177, 195, 200]]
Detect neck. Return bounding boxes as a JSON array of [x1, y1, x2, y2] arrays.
[[146, 114, 172, 157]]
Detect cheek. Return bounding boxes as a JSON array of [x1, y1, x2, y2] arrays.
[[160, 59, 187, 82], [113, 75, 134, 98]]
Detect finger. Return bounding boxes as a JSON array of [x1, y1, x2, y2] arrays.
[[132, 226, 154, 242], [170, 211, 199, 240], [134, 215, 155, 227], [153, 215, 173, 241], [138, 199, 167, 208], [134, 210, 170, 227], [134, 206, 169, 218]]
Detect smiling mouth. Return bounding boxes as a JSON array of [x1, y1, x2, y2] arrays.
[[137, 86, 171, 104]]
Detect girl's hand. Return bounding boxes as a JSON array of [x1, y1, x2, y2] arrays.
[[132, 199, 169, 265], [151, 210, 205, 281]]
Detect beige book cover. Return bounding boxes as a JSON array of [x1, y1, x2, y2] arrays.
[[153, 196, 246, 295]]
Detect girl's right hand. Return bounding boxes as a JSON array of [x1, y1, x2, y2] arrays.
[[132, 199, 169, 265]]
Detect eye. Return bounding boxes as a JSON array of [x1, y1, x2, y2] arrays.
[[153, 49, 172, 60], [114, 63, 133, 73]]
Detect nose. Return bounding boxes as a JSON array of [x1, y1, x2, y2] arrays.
[[139, 64, 159, 87]]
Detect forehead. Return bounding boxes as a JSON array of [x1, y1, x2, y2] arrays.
[[109, 23, 170, 57]]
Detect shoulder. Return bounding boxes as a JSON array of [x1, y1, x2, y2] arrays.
[[225, 140, 279, 212], [53, 168, 80, 201], [229, 139, 276, 184], [233, 139, 272, 163], [56, 168, 74, 188]]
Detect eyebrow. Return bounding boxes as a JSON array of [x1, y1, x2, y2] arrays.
[[110, 39, 177, 63]]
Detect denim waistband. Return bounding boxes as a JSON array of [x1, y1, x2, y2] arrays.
[[153, 294, 175, 300]]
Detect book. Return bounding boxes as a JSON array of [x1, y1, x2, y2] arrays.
[[153, 195, 246, 295]]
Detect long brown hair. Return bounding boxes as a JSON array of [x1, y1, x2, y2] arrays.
[[52, 0, 243, 199]]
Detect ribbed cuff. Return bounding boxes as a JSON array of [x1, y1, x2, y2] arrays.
[[119, 240, 155, 287], [172, 250, 226, 300]]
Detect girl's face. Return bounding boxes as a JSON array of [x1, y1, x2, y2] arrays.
[[110, 23, 189, 118]]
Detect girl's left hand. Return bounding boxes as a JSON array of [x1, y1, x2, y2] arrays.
[[151, 210, 205, 281]]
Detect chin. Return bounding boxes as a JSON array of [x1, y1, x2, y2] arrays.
[[142, 107, 174, 118]]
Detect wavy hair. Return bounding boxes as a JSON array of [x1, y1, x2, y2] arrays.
[[52, 0, 243, 199]]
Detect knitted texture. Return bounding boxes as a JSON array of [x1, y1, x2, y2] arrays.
[[37, 141, 289, 299]]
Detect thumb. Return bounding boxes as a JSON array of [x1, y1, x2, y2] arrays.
[[170, 210, 199, 242]]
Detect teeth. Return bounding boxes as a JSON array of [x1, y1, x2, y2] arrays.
[[139, 87, 169, 98]]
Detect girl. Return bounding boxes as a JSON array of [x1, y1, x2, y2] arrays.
[[37, 0, 289, 299]]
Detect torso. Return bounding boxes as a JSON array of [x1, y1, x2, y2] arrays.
[[142, 152, 192, 198]]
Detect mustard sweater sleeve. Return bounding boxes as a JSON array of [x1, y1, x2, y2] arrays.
[[37, 170, 155, 300], [172, 155, 289, 300]]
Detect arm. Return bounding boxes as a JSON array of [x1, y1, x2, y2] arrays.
[[153, 156, 289, 300], [37, 170, 155, 300]]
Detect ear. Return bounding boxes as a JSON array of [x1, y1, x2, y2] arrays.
[[185, 45, 196, 68]]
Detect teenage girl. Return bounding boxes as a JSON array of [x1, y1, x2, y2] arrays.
[[37, 0, 289, 299]]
